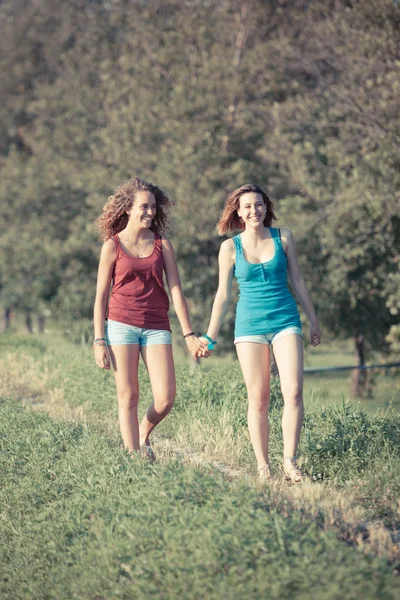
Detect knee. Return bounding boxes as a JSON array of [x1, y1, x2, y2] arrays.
[[248, 390, 270, 413], [155, 390, 175, 414], [282, 386, 303, 407], [118, 388, 139, 411]]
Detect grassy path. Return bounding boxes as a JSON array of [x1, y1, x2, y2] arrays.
[[1, 334, 400, 598], [1, 398, 399, 600]]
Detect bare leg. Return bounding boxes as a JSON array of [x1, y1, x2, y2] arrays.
[[109, 344, 140, 453], [236, 342, 271, 471], [139, 344, 176, 445], [272, 334, 304, 473]]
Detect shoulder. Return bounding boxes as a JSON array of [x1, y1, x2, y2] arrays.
[[102, 238, 117, 257], [219, 238, 235, 264], [220, 238, 235, 253], [277, 227, 294, 240], [278, 227, 295, 248], [161, 237, 177, 266], [277, 227, 297, 256], [161, 237, 174, 252], [98, 238, 117, 268]]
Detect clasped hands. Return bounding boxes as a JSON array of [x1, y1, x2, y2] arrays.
[[185, 335, 213, 360]]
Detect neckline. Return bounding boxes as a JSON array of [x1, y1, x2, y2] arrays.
[[117, 233, 157, 260], [239, 229, 276, 265]]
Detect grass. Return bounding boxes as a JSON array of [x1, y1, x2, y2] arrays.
[[303, 341, 400, 412], [1, 398, 400, 600], [1, 332, 400, 598], [304, 371, 400, 414]]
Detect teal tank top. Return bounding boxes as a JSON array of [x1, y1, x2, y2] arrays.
[[233, 228, 301, 337]]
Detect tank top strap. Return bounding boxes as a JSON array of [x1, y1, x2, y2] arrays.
[[232, 234, 243, 254], [154, 233, 162, 256], [112, 233, 121, 255], [270, 227, 283, 252], [232, 234, 243, 265]]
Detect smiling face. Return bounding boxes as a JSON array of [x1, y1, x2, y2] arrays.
[[237, 192, 267, 229], [129, 190, 157, 229]]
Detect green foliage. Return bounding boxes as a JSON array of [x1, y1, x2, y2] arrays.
[[0, 333, 47, 356], [386, 325, 400, 358], [303, 402, 400, 481], [1, 397, 399, 599], [0, 0, 398, 352]]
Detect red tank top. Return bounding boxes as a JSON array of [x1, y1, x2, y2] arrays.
[[107, 233, 170, 331]]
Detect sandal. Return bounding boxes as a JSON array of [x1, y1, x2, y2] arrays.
[[140, 444, 157, 463], [283, 456, 306, 484], [258, 464, 273, 483]]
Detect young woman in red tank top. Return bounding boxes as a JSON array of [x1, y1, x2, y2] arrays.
[[93, 177, 208, 460]]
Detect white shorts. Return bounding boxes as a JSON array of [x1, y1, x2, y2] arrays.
[[234, 325, 303, 345]]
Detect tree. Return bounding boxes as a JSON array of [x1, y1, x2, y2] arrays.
[[0, 0, 398, 377]]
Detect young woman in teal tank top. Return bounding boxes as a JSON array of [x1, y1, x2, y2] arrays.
[[200, 184, 321, 483]]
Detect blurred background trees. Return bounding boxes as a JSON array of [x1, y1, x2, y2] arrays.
[[0, 0, 399, 367]]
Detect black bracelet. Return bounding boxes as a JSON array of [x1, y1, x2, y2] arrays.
[[183, 332, 195, 339]]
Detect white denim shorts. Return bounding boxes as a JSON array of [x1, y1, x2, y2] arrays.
[[234, 325, 303, 346], [106, 320, 172, 347]]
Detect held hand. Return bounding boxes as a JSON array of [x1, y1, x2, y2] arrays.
[[310, 320, 321, 347], [197, 336, 214, 358], [185, 335, 210, 359], [94, 345, 111, 370]]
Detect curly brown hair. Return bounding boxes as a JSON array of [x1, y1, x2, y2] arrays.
[[217, 183, 276, 235], [96, 177, 175, 241]]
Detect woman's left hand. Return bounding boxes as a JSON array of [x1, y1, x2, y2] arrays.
[[310, 320, 321, 347], [185, 335, 210, 359]]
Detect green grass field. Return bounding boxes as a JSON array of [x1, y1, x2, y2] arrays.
[[1, 333, 400, 599], [303, 342, 400, 413]]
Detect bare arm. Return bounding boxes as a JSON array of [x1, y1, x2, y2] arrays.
[[93, 239, 116, 368], [281, 228, 321, 346], [202, 238, 235, 342], [162, 238, 208, 358]]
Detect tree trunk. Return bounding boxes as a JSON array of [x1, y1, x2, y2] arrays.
[[221, 0, 250, 152], [3, 307, 11, 332], [351, 333, 367, 398], [25, 311, 33, 334], [38, 315, 45, 333]]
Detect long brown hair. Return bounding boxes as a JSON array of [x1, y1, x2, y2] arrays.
[[96, 177, 175, 241], [217, 183, 276, 235]]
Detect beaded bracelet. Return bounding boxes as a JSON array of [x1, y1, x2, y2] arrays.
[[202, 334, 217, 351], [183, 332, 195, 339], [91, 338, 107, 351]]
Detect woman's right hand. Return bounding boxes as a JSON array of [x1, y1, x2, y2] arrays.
[[94, 345, 111, 370], [186, 335, 210, 359], [310, 320, 321, 347]]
